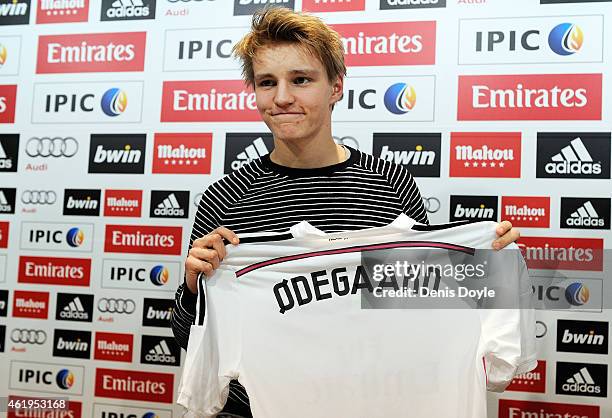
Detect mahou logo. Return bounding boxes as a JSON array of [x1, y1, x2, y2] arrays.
[[501, 196, 550, 228], [331, 21, 435, 66], [160, 80, 259, 122], [457, 73, 602, 120], [37, 32, 146, 74], [37, 0, 89, 24], [8, 396, 82, 418], [303, 0, 365, 11], [94, 368, 174, 403], [12, 290, 49, 319], [506, 360, 546, 393], [104, 225, 182, 255], [94, 332, 133, 362], [498, 399, 599, 418], [518, 237, 603, 271], [152, 133, 212, 174], [104, 189, 142, 217], [0, 84, 16, 123], [18, 256, 91, 286], [449, 132, 521, 178]]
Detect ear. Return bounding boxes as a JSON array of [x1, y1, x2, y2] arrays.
[[330, 76, 344, 105]]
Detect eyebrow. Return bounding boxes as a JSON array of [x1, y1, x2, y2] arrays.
[[254, 69, 320, 81]]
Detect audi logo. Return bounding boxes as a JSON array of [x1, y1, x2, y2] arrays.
[[333, 135, 360, 150], [193, 192, 203, 208], [21, 190, 57, 205], [25, 137, 78, 158], [422, 197, 440, 214], [97, 298, 136, 314], [11, 329, 47, 344], [536, 320, 547, 338]]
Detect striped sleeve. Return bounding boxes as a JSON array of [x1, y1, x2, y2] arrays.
[[379, 157, 429, 225]]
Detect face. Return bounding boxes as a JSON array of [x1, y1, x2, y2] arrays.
[[252, 43, 343, 144]]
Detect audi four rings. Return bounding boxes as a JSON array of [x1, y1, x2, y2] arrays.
[[11, 329, 47, 344], [25, 137, 78, 158], [21, 190, 57, 205], [97, 298, 136, 314], [422, 197, 441, 213]]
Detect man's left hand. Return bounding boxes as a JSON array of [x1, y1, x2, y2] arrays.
[[492, 220, 520, 250]]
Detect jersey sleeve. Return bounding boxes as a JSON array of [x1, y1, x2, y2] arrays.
[[478, 247, 537, 392], [386, 162, 429, 225]]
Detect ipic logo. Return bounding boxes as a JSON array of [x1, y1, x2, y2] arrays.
[[0, 42, 6, 65], [560, 197, 610, 230], [102, 259, 179, 291], [0, 134, 18, 171], [0, 0, 31, 25], [53, 329, 91, 359], [88, 134, 146, 174], [384, 83, 417, 115], [150, 191, 189, 218], [93, 403, 173, 418], [10, 361, 84, 395], [141, 335, 180, 366], [37, 0, 88, 24], [224, 133, 273, 174], [549, 23, 583, 56], [530, 278, 603, 312], [56, 293, 94, 322], [101, 0, 156, 21], [0, 37, 21, 76], [233, 0, 294, 16], [104, 189, 142, 217], [142, 298, 174, 328], [373, 133, 441, 177], [32, 82, 143, 123], [0, 187, 16, 213], [557, 319, 608, 355], [380, 0, 445, 9], [63, 189, 101, 216], [556, 362, 607, 397], [536, 133, 610, 179], [450, 195, 498, 222]]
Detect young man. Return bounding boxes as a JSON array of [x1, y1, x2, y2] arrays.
[[172, 7, 520, 416]]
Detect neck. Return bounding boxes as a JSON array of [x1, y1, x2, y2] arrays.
[[269, 136, 345, 168]]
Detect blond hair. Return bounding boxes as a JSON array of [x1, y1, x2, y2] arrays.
[[233, 7, 346, 87]]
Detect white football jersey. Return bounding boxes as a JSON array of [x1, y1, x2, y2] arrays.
[[178, 215, 536, 418]]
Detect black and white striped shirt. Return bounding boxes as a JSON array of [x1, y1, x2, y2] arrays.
[[172, 146, 428, 416]]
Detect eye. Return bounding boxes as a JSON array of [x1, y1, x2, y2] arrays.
[[294, 77, 310, 85], [257, 79, 275, 88]]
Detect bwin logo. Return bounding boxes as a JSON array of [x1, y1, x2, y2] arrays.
[[66, 196, 98, 210], [101, 88, 128, 117], [454, 203, 494, 219], [94, 144, 141, 164], [384, 83, 416, 115], [561, 329, 605, 346], [549, 23, 583, 56], [56, 337, 88, 352], [150, 265, 169, 286], [379, 144, 435, 166]]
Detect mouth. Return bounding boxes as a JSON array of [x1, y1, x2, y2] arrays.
[[271, 112, 304, 122]]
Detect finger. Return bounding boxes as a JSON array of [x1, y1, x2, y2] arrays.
[[496, 220, 512, 236], [210, 234, 227, 261], [214, 226, 240, 245], [188, 248, 220, 268]]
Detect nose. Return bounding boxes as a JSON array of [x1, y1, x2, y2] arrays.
[[273, 80, 295, 107]]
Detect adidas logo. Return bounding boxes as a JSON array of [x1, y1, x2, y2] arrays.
[[0, 190, 12, 213], [545, 137, 601, 175], [60, 297, 89, 320], [231, 137, 270, 170], [562, 367, 601, 395], [566, 200, 604, 227], [106, 0, 150, 19], [154, 193, 184, 217], [145, 339, 177, 363], [0, 142, 12, 170], [379, 145, 435, 166]]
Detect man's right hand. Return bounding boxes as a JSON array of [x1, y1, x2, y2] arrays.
[[185, 226, 239, 294]]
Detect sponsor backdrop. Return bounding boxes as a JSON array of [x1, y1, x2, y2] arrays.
[[0, 0, 611, 417]]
